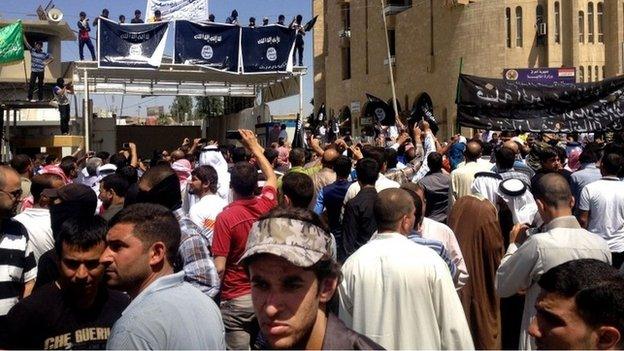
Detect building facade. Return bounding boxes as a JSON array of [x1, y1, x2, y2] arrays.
[[314, 0, 624, 137]]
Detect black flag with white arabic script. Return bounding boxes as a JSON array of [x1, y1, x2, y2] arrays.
[[240, 25, 296, 73], [456, 74, 624, 132], [174, 21, 239, 72], [98, 18, 169, 69]]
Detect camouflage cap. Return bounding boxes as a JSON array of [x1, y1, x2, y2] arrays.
[[239, 217, 332, 267]]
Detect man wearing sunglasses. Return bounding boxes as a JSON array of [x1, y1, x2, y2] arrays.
[[0, 166, 37, 326]]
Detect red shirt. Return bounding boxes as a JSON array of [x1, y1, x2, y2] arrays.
[[212, 186, 278, 300]]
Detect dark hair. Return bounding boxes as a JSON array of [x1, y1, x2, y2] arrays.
[[55, 216, 107, 257], [538, 146, 559, 163], [282, 172, 314, 209], [402, 186, 424, 227], [60, 156, 77, 176], [355, 158, 379, 186], [45, 154, 57, 165], [578, 148, 599, 165], [538, 259, 623, 344], [264, 148, 279, 165], [495, 146, 516, 170], [374, 188, 414, 232], [96, 151, 110, 162], [10, 154, 31, 174], [101, 174, 129, 197], [109, 153, 128, 169], [601, 153, 622, 176], [482, 142, 494, 159], [230, 162, 258, 197], [119, 15, 125, 21], [334, 156, 352, 179], [385, 148, 399, 170], [289, 148, 306, 167], [140, 164, 174, 188], [255, 207, 340, 285], [427, 152, 443, 173], [192, 165, 218, 194], [534, 173, 572, 209], [232, 147, 249, 163], [154, 9, 161, 16], [80, 11, 86, 17], [31, 173, 62, 203], [102, 8, 109, 15], [116, 166, 138, 184], [110, 203, 181, 266], [363, 147, 386, 169], [135, 9, 141, 15]]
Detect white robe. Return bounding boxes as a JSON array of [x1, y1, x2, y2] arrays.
[[339, 232, 474, 350]]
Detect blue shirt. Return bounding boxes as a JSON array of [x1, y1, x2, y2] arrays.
[[570, 164, 602, 210], [315, 179, 351, 232], [107, 272, 226, 350], [408, 230, 457, 279], [30, 49, 50, 73]]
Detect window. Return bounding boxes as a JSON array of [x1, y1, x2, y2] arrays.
[[516, 6, 523, 47], [342, 46, 351, 80], [597, 2, 604, 43], [341, 3, 351, 31], [506, 8, 512, 48], [536, 5, 545, 46], [588, 2, 595, 43], [554, 2, 561, 43], [579, 11, 585, 43], [579, 66, 585, 82], [588, 65, 593, 81], [602, 66, 606, 79], [388, 29, 396, 57], [595, 66, 599, 81]]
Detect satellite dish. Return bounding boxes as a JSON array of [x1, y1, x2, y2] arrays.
[[48, 8, 63, 23]]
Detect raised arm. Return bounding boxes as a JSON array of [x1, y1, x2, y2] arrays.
[[239, 129, 277, 189]]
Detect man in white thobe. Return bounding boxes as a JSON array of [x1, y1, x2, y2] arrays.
[[339, 188, 474, 350]]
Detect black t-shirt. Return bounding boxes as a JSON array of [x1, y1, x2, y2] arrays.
[[1, 283, 129, 350]]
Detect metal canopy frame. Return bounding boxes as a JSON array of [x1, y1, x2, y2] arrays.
[[71, 61, 307, 149]]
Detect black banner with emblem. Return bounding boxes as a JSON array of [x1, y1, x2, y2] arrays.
[[456, 74, 624, 132], [98, 18, 170, 69], [174, 21, 239, 72], [240, 25, 296, 74]]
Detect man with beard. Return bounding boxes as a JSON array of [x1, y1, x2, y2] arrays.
[[1, 217, 130, 349], [0, 166, 37, 324]]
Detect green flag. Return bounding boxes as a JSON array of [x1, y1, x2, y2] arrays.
[[0, 21, 24, 64]]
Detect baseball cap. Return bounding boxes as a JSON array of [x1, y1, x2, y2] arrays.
[[42, 183, 97, 204], [239, 217, 332, 268]]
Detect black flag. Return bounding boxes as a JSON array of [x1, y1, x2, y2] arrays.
[[365, 93, 395, 126], [412, 92, 440, 135], [456, 74, 624, 132], [292, 113, 306, 149], [304, 16, 318, 32]]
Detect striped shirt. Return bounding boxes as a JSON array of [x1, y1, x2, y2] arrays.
[[409, 231, 458, 280], [30, 49, 50, 73], [0, 219, 37, 317]]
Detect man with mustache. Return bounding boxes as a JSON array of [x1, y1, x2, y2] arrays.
[[0, 166, 37, 325]]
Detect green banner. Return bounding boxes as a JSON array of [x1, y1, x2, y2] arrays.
[[0, 21, 24, 64]]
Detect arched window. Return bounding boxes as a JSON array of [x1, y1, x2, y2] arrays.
[[579, 11, 585, 43], [516, 6, 523, 47], [602, 66, 606, 79], [554, 2, 561, 43], [595, 66, 599, 81], [588, 65, 593, 81], [579, 66, 585, 82], [506, 8, 512, 48], [597, 2, 604, 43], [588, 2, 595, 43]]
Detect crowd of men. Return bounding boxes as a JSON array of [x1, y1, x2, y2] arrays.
[[0, 123, 623, 350]]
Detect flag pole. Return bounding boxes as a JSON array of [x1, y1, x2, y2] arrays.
[[380, 0, 399, 127]]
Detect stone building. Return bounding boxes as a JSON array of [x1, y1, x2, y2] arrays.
[[313, 0, 623, 137]]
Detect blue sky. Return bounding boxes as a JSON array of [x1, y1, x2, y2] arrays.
[[1, 0, 314, 117]]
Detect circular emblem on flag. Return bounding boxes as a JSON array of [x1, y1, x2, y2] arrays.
[[129, 44, 143, 58], [505, 69, 519, 81], [201, 45, 214, 60], [266, 47, 277, 62], [374, 107, 386, 122]]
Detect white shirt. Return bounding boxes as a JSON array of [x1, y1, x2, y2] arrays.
[[578, 177, 624, 252], [450, 160, 493, 205], [343, 173, 399, 204], [188, 194, 228, 243], [496, 216, 611, 350], [339, 232, 474, 350], [421, 217, 468, 289], [13, 208, 53, 262]]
